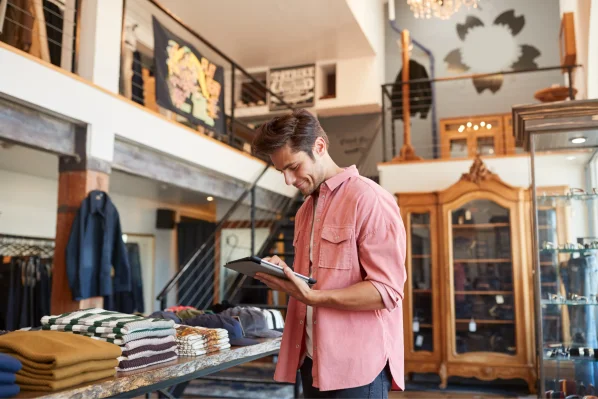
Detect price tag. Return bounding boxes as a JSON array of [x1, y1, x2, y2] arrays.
[[413, 320, 420, 332], [496, 295, 504, 304], [415, 335, 424, 347], [469, 318, 477, 332]]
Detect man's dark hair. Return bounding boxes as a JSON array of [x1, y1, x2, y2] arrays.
[[252, 109, 329, 160]]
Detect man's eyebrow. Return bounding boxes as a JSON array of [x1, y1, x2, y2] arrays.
[[276, 162, 294, 172]]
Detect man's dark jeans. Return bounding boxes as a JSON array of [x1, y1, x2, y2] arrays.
[[300, 357, 392, 398]]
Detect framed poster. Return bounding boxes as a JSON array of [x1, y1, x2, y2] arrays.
[[152, 16, 225, 134], [268, 64, 316, 111]]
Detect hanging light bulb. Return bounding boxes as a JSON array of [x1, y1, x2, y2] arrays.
[[458, 125, 465, 132], [474, 125, 479, 131], [480, 121, 486, 127], [487, 124, 492, 129], [467, 122, 472, 128]]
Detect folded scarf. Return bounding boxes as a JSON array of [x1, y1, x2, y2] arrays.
[[0, 354, 21, 373], [0, 384, 19, 397], [0, 371, 15, 384], [178, 344, 231, 357], [0, 331, 121, 369], [116, 351, 177, 372], [69, 328, 175, 345], [122, 342, 177, 357], [118, 346, 178, 362], [175, 325, 228, 342], [17, 368, 115, 392], [42, 309, 174, 332], [42, 321, 174, 336], [122, 335, 175, 351], [16, 358, 118, 381]]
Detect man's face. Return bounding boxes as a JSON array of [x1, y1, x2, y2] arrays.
[[271, 144, 324, 196]]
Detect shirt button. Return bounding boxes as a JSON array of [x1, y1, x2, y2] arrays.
[[316, 218, 320, 222], [299, 320, 304, 325], [296, 344, 300, 349], [313, 320, 317, 325]]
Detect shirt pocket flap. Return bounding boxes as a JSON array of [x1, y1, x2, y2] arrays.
[[321, 226, 352, 244]]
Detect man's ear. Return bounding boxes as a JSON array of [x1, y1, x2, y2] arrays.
[[313, 137, 326, 157]]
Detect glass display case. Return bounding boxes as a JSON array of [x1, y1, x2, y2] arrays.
[[513, 99, 598, 397]]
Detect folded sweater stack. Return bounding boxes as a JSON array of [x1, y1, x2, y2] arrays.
[[0, 331, 120, 392], [174, 325, 230, 356], [41, 308, 178, 372], [0, 354, 21, 398]]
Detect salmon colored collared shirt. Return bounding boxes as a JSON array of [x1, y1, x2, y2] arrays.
[[273, 165, 407, 392]]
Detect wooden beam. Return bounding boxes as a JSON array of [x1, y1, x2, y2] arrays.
[[112, 139, 288, 212], [0, 96, 76, 155], [393, 30, 422, 163]]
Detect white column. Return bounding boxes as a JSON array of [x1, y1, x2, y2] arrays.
[[75, 0, 122, 163], [77, 0, 123, 93]]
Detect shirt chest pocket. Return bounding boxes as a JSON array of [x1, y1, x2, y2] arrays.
[[318, 226, 353, 270]]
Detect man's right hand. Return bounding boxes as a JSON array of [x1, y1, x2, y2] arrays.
[[262, 255, 290, 269]]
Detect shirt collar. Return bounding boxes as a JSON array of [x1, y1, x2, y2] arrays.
[[89, 190, 107, 216], [307, 165, 358, 199]]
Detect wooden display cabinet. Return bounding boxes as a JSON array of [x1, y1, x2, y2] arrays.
[[440, 113, 520, 159], [397, 157, 535, 392]]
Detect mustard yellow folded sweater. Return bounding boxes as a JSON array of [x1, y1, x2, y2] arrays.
[[0, 331, 121, 368], [16, 358, 118, 380], [16, 368, 116, 391]]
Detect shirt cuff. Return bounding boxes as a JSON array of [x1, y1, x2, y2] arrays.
[[369, 280, 403, 312]]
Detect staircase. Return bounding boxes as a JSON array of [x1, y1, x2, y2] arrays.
[[227, 194, 304, 309]]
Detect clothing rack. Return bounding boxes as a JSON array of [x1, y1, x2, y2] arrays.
[[0, 234, 55, 258], [0, 234, 54, 330]]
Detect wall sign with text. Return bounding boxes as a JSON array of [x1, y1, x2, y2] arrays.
[[153, 17, 225, 134], [268, 64, 315, 111]]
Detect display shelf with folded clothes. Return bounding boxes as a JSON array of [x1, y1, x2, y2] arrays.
[[0, 331, 121, 392], [40, 308, 178, 372]]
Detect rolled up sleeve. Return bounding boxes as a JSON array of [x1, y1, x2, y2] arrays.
[[357, 193, 407, 312]]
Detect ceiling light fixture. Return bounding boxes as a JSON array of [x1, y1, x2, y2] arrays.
[[571, 137, 587, 144], [207, 196, 214, 202], [406, 0, 479, 20], [467, 122, 472, 127], [566, 156, 576, 161], [486, 124, 492, 129], [480, 121, 486, 127]]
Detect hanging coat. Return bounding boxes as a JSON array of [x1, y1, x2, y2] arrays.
[[391, 59, 432, 121]]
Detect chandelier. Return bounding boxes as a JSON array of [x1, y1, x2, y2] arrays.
[[406, 0, 479, 20]]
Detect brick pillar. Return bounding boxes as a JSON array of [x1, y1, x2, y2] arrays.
[[51, 130, 111, 314]]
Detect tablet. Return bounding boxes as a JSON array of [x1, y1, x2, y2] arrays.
[[225, 256, 317, 285]]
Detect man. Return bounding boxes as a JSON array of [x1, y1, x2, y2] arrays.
[[252, 109, 407, 398]]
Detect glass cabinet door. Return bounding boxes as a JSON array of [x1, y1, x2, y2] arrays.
[[450, 199, 517, 356], [410, 212, 434, 353]]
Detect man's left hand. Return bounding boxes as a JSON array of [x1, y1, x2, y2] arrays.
[[255, 255, 315, 306]]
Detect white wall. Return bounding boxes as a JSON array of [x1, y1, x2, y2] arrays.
[[0, 170, 58, 238], [378, 153, 587, 194], [0, 45, 295, 198], [0, 168, 221, 313]]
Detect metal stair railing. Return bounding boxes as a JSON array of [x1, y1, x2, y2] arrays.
[[156, 165, 294, 309]]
